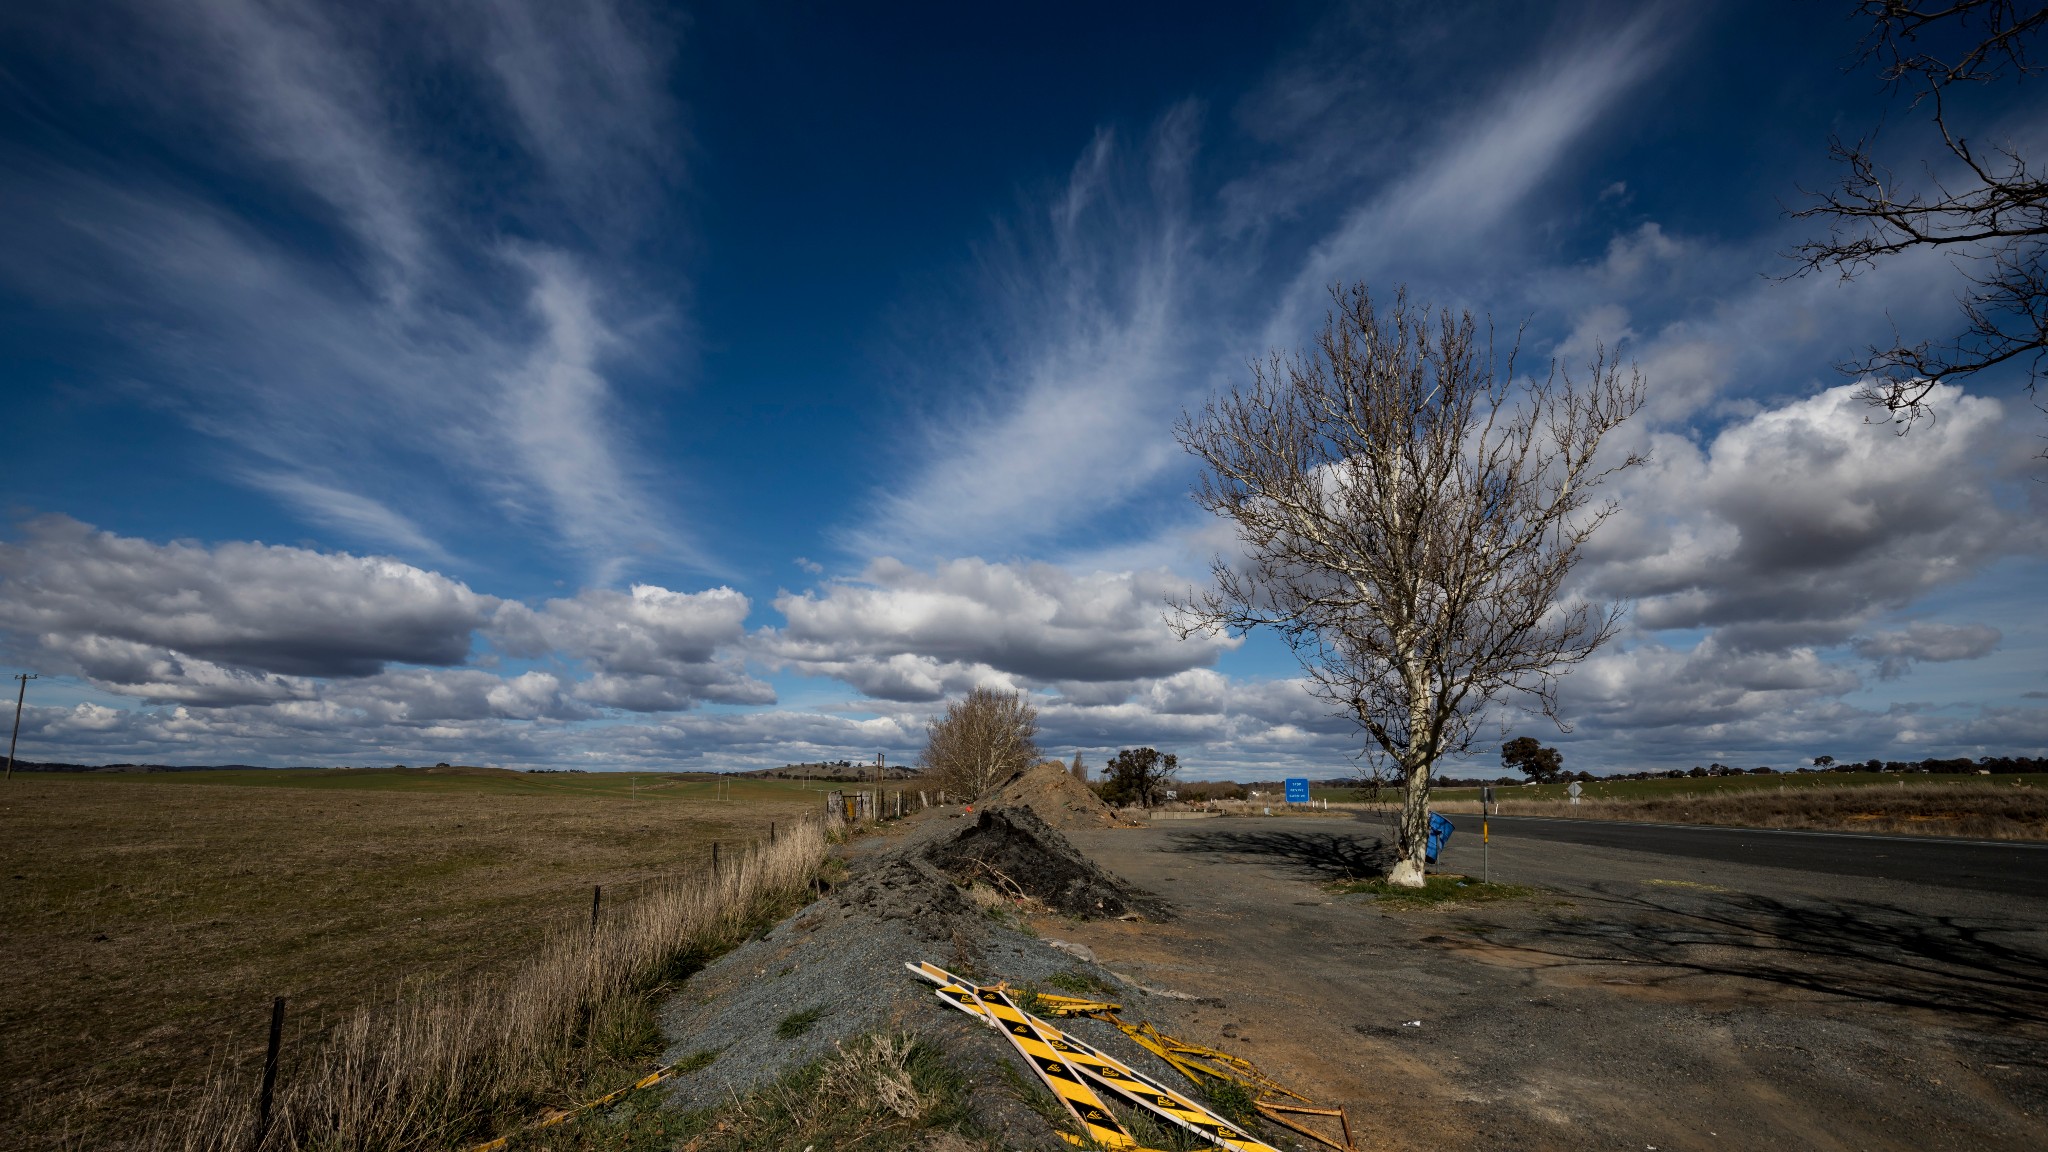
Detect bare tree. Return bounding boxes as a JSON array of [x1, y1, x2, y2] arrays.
[[919, 687, 1041, 801], [1789, 1, 2048, 425], [1173, 285, 1644, 885], [1069, 750, 1087, 783]]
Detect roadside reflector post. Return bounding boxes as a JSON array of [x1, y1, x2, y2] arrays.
[[252, 995, 284, 1151], [1480, 786, 1493, 884]]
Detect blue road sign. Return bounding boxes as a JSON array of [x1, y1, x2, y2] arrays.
[[1283, 777, 1310, 803]]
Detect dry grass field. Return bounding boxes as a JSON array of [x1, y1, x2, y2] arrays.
[[1432, 774, 2048, 839], [0, 768, 827, 1150]]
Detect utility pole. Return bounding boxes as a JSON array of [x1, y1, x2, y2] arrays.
[[5, 674, 35, 783]]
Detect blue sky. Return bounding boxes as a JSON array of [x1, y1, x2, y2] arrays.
[[1, 0, 2043, 778]]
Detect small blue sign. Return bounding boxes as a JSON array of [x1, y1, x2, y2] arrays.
[[1283, 777, 1310, 803]]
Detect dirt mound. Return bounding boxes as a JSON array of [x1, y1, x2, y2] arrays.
[[657, 804, 1172, 1141], [922, 806, 1164, 919], [987, 762, 1121, 829]]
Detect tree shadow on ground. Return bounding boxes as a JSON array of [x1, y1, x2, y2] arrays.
[[1163, 828, 1394, 880], [1464, 885, 2048, 1038]]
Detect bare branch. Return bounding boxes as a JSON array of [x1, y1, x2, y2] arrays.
[[1787, 2, 2048, 427], [1172, 284, 1645, 885], [918, 687, 1040, 800]]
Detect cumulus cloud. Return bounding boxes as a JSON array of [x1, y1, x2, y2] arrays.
[[1515, 384, 2045, 770], [761, 557, 1237, 701], [9, 694, 921, 773], [492, 584, 773, 710], [1852, 623, 2003, 679], [0, 520, 766, 729], [1588, 385, 2036, 648], [0, 517, 493, 695]]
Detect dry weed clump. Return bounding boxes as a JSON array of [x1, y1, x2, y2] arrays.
[[679, 1032, 971, 1152], [146, 822, 826, 1152], [1438, 780, 2048, 840]]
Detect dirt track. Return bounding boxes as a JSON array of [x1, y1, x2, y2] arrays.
[[1034, 814, 2048, 1151]]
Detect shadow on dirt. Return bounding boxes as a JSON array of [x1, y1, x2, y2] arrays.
[[1470, 886, 2048, 1034], [1163, 828, 1395, 880]]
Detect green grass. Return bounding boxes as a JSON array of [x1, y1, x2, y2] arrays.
[[1331, 874, 1535, 907], [672, 1050, 719, 1074], [1434, 771, 2048, 803], [1200, 1079, 1260, 1127], [776, 1005, 829, 1039]]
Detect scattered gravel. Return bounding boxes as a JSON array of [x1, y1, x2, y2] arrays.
[[655, 805, 1186, 1148]]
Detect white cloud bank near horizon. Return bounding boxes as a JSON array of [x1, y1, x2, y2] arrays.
[[3, 376, 2041, 776]]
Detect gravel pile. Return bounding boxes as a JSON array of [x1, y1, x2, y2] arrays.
[[655, 805, 1180, 1147], [987, 763, 1123, 830]]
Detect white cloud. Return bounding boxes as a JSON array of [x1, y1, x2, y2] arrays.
[[0, 0, 698, 577], [762, 557, 1237, 701], [469, 0, 682, 231], [492, 583, 772, 710], [1588, 385, 2037, 646], [0, 518, 493, 694], [251, 472, 453, 562], [1264, 10, 1669, 343], [853, 107, 1207, 556], [1852, 623, 2003, 679]]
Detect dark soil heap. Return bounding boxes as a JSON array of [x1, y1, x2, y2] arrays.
[[923, 806, 1163, 919], [987, 762, 1122, 829]]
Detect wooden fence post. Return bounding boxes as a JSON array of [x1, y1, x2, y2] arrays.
[[251, 996, 284, 1151]]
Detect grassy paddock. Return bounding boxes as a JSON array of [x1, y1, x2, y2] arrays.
[[1431, 775, 2048, 840], [0, 769, 826, 1150], [151, 819, 826, 1151]]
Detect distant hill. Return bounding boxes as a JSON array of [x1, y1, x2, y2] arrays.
[[734, 762, 922, 782], [4, 760, 514, 775], [6, 759, 284, 773]]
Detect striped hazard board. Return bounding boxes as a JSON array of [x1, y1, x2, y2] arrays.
[[907, 961, 1282, 1152], [928, 967, 1140, 1148]]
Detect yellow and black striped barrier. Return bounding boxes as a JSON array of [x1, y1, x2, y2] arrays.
[[908, 960, 1283, 1152], [952, 977, 1142, 1148]]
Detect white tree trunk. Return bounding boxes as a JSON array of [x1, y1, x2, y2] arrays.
[[1388, 759, 1432, 887], [1388, 651, 1434, 887]]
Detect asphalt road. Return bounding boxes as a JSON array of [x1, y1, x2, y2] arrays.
[[1443, 812, 2048, 896]]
